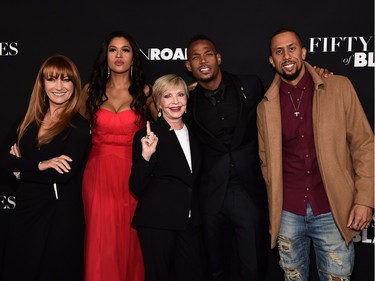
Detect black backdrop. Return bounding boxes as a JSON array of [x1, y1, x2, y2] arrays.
[[0, 1, 373, 280]]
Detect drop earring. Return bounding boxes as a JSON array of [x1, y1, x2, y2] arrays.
[[107, 67, 111, 79], [157, 109, 162, 117], [130, 65, 133, 79]]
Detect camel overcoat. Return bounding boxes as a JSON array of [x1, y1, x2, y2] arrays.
[[257, 62, 374, 248]]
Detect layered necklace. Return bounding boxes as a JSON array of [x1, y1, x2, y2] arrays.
[[288, 88, 305, 117]]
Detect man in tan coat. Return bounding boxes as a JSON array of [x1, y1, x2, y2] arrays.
[[257, 28, 374, 281]]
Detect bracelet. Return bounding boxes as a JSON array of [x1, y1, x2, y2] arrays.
[[38, 161, 43, 170]]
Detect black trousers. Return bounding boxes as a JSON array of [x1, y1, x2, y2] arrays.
[[137, 222, 206, 281], [201, 182, 269, 281]]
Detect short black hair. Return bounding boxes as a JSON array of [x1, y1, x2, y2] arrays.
[[269, 28, 303, 54], [186, 34, 218, 53]]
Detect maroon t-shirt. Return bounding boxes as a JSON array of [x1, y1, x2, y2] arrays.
[[280, 71, 330, 216]]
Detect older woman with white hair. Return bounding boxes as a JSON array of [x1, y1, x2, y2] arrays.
[[130, 74, 206, 281]]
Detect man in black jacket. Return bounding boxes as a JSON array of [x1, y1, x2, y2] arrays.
[[185, 34, 269, 281]]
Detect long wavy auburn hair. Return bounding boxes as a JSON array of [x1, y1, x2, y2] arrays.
[[17, 54, 82, 147]]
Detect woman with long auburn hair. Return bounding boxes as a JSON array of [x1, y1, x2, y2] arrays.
[[0, 55, 91, 281]]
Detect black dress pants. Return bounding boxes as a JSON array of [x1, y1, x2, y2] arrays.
[[201, 182, 269, 281], [137, 222, 206, 281]]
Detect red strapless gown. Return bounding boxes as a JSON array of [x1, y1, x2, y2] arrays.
[[83, 108, 144, 281]]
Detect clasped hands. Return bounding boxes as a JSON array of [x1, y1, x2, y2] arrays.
[[10, 143, 72, 175]]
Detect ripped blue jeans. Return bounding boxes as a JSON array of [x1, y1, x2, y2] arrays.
[[278, 204, 354, 281]]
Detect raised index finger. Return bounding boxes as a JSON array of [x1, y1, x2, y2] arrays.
[[146, 121, 151, 135]]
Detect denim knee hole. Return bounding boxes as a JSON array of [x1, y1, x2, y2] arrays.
[[328, 250, 343, 266], [278, 235, 291, 252], [285, 268, 302, 281]]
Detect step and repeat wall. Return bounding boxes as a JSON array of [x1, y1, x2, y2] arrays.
[[0, 0, 373, 280]]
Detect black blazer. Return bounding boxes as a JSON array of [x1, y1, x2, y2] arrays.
[[0, 113, 90, 281], [130, 117, 201, 230], [186, 71, 267, 214]]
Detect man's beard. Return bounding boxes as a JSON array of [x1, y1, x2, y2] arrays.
[[195, 68, 219, 83], [199, 75, 215, 83], [277, 65, 302, 81], [195, 71, 216, 83]]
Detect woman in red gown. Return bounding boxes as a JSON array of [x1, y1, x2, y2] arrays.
[[81, 31, 156, 281]]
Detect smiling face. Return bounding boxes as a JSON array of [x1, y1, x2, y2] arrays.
[[44, 74, 74, 109], [159, 85, 187, 124], [269, 31, 307, 85], [107, 36, 133, 75], [185, 39, 222, 89]]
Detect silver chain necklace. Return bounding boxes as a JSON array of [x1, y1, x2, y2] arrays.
[[288, 89, 304, 117]]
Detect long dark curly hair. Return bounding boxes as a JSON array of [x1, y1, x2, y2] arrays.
[[85, 31, 149, 125]]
